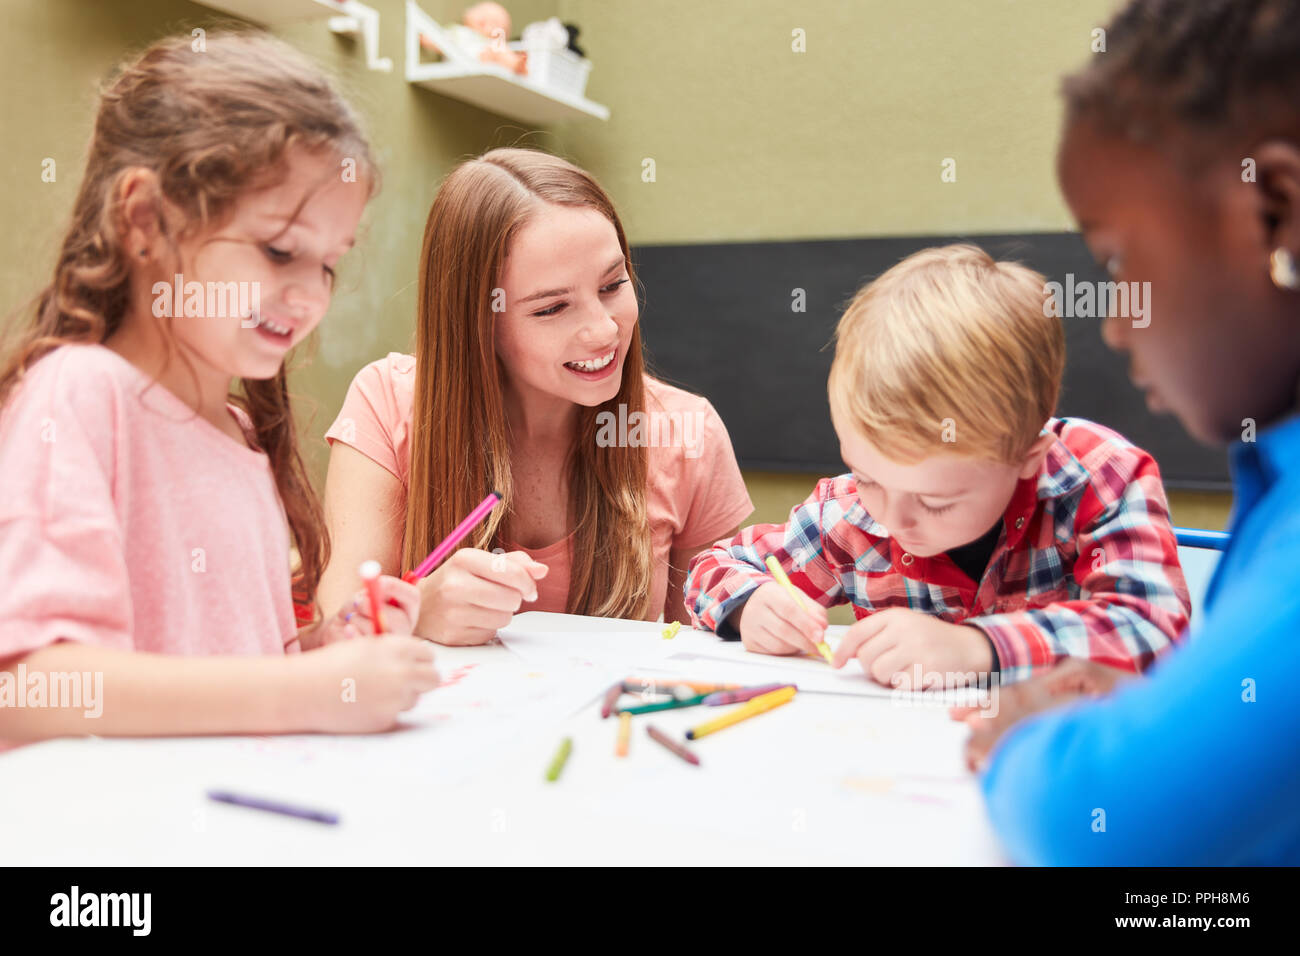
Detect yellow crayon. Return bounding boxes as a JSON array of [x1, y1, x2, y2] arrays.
[[662, 620, 682, 640], [685, 685, 797, 740], [616, 711, 632, 757], [764, 555, 834, 664]]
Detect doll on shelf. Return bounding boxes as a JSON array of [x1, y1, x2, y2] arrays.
[[420, 2, 528, 75]]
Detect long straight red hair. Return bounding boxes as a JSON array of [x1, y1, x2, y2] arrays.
[[404, 148, 652, 619]]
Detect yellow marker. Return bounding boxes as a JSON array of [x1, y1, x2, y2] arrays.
[[616, 711, 632, 757], [764, 555, 833, 663], [685, 685, 797, 740], [662, 620, 682, 640]]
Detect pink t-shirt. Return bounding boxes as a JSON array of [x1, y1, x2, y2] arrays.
[[0, 345, 299, 661], [326, 352, 754, 619]]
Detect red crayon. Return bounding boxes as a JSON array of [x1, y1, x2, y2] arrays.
[[359, 559, 384, 635]]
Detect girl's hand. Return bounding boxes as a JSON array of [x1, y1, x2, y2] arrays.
[[318, 575, 422, 645], [735, 582, 828, 656], [949, 658, 1135, 772], [297, 635, 441, 733], [414, 548, 548, 645], [832, 608, 993, 689]]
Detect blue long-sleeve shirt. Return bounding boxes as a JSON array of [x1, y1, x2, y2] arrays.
[[980, 413, 1300, 864]]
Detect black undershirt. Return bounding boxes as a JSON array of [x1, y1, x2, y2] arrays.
[[943, 519, 1004, 673], [944, 519, 1003, 586]]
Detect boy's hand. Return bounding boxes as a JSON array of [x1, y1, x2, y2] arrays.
[[949, 658, 1134, 772], [299, 635, 441, 733], [735, 581, 828, 656], [832, 608, 993, 689], [318, 575, 422, 645]]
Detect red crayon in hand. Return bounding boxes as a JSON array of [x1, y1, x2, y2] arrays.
[[359, 559, 384, 635]]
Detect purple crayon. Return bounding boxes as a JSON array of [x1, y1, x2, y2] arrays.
[[702, 683, 795, 706], [207, 790, 340, 825]]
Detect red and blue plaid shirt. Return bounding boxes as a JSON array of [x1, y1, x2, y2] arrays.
[[685, 418, 1191, 682]]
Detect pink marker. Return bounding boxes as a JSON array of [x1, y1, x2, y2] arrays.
[[403, 491, 502, 583]]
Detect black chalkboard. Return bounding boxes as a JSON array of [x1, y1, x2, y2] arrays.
[[633, 232, 1230, 490]]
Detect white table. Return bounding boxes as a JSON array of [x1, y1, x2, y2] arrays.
[[0, 613, 1007, 865]]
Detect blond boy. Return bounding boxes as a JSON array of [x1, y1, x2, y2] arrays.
[[685, 245, 1190, 687]]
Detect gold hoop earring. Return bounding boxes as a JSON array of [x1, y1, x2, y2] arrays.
[[1269, 248, 1300, 291]]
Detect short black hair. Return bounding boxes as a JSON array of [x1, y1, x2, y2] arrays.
[[1064, 0, 1300, 149]]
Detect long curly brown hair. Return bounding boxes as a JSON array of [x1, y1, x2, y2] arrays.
[[0, 29, 379, 619]]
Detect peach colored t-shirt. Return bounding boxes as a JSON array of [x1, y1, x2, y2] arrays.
[[326, 352, 754, 619], [0, 345, 299, 661]]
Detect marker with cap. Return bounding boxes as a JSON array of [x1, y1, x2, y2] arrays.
[[703, 683, 793, 706], [764, 555, 833, 663], [359, 559, 384, 635], [685, 685, 797, 740], [403, 491, 503, 583]]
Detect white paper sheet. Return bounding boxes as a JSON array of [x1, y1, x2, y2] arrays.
[[496, 611, 682, 678]]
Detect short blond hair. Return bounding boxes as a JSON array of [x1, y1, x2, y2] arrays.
[[828, 244, 1064, 464]]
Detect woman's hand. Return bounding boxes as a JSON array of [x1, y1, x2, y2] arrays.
[[414, 548, 548, 645]]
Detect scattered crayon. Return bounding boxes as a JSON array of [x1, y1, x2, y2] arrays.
[[685, 686, 797, 740], [207, 790, 339, 825], [616, 712, 632, 757], [600, 682, 623, 719], [646, 724, 700, 766], [703, 683, 794, 706], [545, 737, 573, 781], [617, 693, 708, 716]]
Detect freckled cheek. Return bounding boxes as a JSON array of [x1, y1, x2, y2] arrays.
[[502, 319, 568, 376], [614, 290, 638, 338]]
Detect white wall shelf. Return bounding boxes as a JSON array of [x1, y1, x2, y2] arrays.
[[404, 1, 610, 124], [195, 0, 347, 25], [196, 0, 393, 72]]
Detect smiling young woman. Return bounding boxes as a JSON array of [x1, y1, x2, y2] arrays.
[[318, 148, 753, 645]]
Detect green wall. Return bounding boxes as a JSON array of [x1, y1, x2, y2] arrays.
[[0, 0, 1228, 564]]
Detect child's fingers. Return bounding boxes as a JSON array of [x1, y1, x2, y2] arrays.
[[394, 635, 437, 664], [833, 613, 890, 667], [948, 704, 980, 722], [744, 605, 808, 655], [867, 644, 912, 687], [1043, 659, 1130, 698], [766, 594, 824, 654], [964, 727, 997, 773], [380, 576, 421, 619]]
